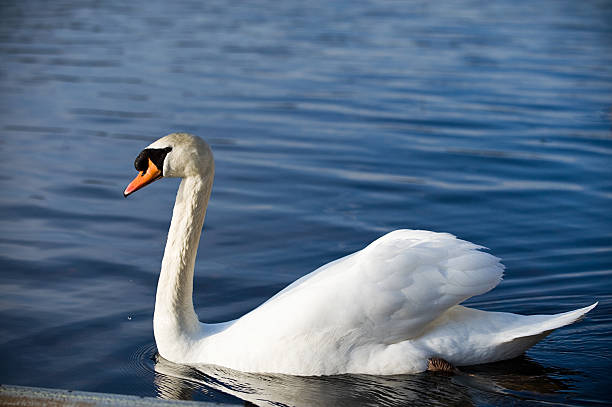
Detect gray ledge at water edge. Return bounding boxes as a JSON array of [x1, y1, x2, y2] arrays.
[[0, 384, 241, 407]]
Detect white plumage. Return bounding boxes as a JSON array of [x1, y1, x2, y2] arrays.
[[125, 133, 597, 375]]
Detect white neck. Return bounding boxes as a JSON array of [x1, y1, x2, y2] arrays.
[[153, 174, 212, 349]]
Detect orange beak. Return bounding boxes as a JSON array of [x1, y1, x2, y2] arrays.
[[124, 158, 163, 197]]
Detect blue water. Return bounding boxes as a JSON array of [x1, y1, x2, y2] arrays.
[[1, 0, 611, 405]]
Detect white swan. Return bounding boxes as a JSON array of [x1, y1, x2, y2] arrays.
[[124, 132, 597, 375]]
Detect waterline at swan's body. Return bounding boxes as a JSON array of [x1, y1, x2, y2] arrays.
[[125, 133, 597, 375]]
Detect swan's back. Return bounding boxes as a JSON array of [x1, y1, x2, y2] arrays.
[[216, 230, 504, 351]]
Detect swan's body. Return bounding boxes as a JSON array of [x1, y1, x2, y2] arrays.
[[125, 133, 596, 375]]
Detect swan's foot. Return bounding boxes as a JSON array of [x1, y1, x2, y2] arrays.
[[427, 357, 459, 374]]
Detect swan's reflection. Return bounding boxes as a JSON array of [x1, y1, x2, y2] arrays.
[[461, 355, 574, 394], [154, 362, 195, 401], [153, 354, 576, 407]]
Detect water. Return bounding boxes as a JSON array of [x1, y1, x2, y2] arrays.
[[1, 0, 611, 405]]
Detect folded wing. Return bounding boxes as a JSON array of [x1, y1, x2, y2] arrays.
[[231, 230, 504, 345]]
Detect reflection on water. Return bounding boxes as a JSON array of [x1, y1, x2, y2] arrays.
[[154, 354, 469, 407], [154, 367, 200, 402], [151, 353, 580, 407]]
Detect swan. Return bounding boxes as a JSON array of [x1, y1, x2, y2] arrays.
[[124, 132, 597, 375]]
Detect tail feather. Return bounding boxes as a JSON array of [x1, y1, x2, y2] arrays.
[[490, 302, 598, 361], [499, 302, 598, 343], [423, 302, 598, 367]]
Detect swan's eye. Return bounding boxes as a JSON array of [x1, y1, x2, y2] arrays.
[[134, 147, 172, 174], [134, 150, 149, 173]]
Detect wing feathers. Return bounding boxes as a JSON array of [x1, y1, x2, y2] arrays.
[[237, 229, 505, 345]]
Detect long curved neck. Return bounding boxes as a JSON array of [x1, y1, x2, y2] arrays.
[[154, 174, 212, 342]]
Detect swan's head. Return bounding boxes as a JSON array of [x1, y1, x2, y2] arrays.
[[124, 133, 214, 197]]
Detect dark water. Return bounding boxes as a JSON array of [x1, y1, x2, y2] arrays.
[[1, 0, 611, 405]]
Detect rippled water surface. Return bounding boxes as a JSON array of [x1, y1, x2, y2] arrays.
[[1, 0, 611, 405]]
